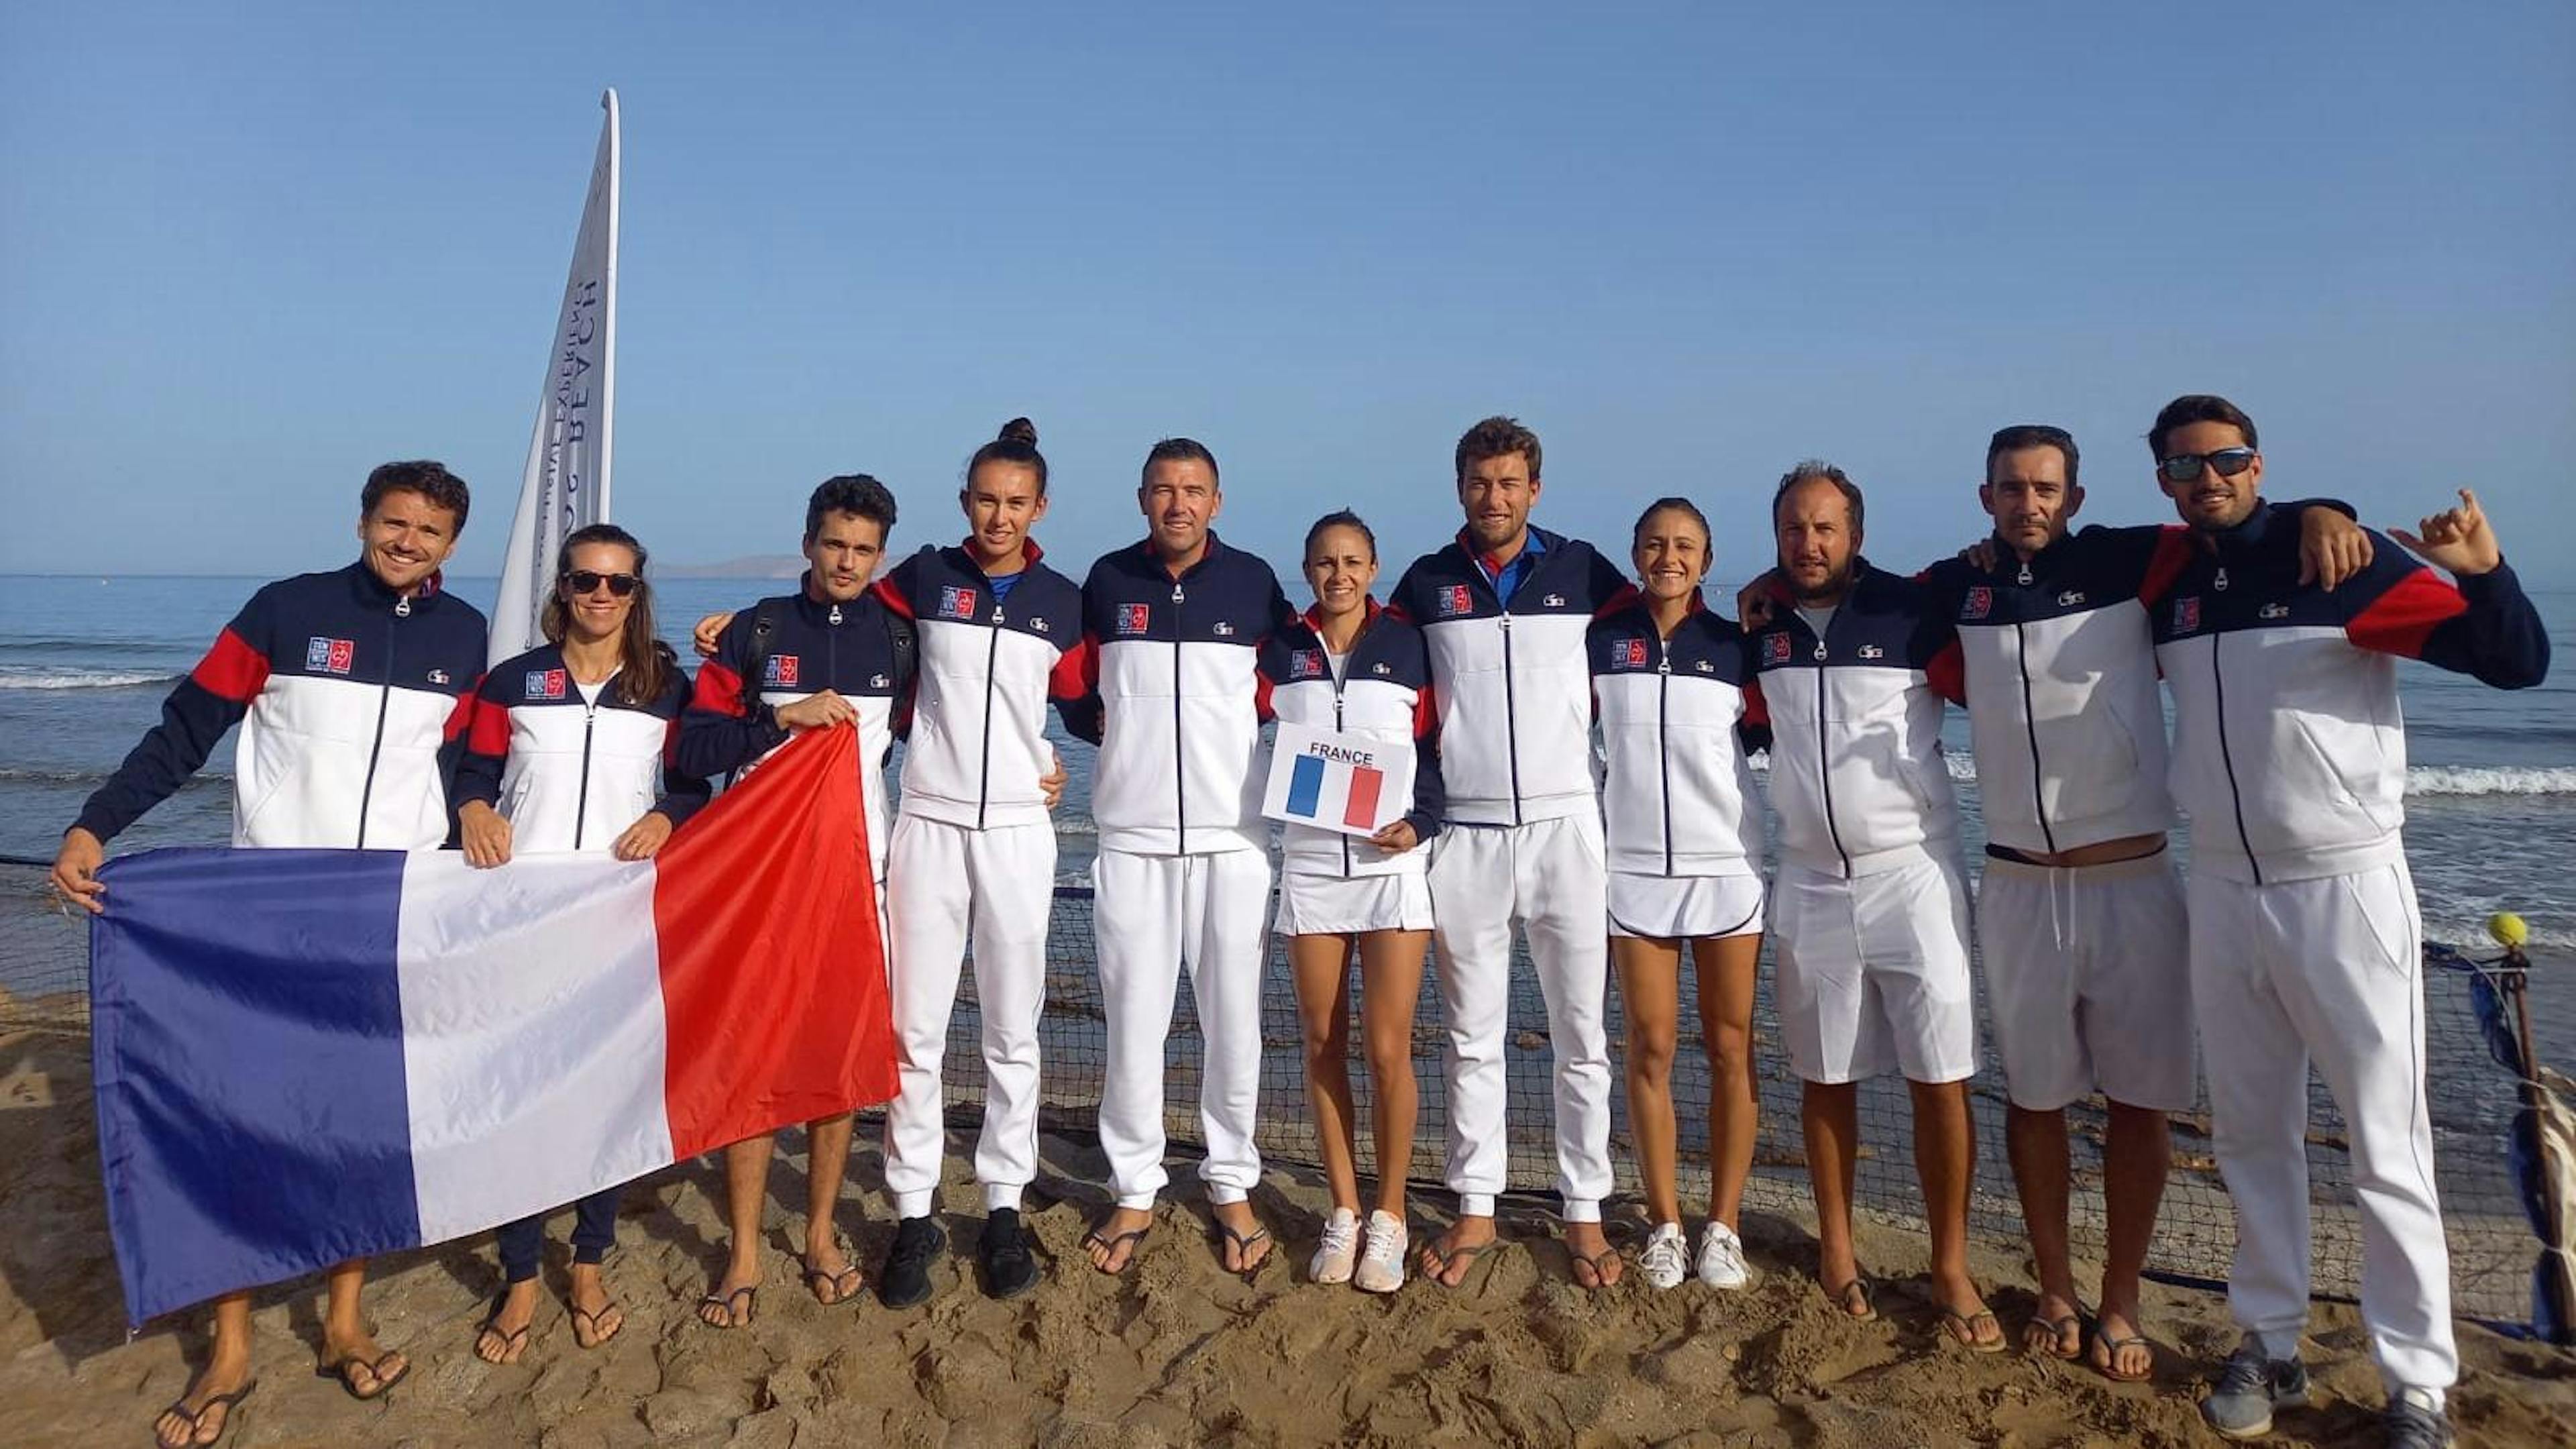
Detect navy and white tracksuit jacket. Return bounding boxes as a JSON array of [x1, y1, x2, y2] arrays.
[[1065, 534, 1293, 1208], [1388, 526, 1633, 1216], [867, 540, 1087, 1218], [1256, 600, 1444, 879], [1920, 526, 2191, 857], [453, 645, 710, 850], [1387, 527, 1635, 825], [871, 540, 1087, 830], [1587, 596, 1769, 878], [76, 561, 488, 851], [2152, 504, 2550, 885], [2149, 502, 2547, 1396], [675, 582, 910, 881], [1744, 560, 1968, 879], [1062, 535, 1294, 855]]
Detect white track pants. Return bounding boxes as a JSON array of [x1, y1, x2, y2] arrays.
[[1426, 814, 1613, 1220], [882, 814, 1056, 1218], [2190, 859, 2457, 1393], [1093, 847, 1273, 1208]]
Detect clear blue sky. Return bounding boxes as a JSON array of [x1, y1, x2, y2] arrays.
[[5, 1, 2571, 588]]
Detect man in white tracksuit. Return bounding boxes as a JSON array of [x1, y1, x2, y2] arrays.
[[2143, 395, 2548, 1448], [1065, 437, 1295, 1278], [869, 419, 1083, 1307], [1388, 415, 1633, 1289]]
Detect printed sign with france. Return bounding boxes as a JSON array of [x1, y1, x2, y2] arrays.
[[1260, 720, 1415, 839]]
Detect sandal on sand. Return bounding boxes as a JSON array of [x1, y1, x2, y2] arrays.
[[1570, 1246, 1622, 1291], [472, 1293, 531, 1364], [2089, 1322, 2155, 1383], [155, 1379, 256, 1449], [1210, 1220, 1273, 1282], [798, 1252, 864, 1306], [2024, 1311, 2085, 1360], [696, 1283, 756, 1330], [1081, 1224, 1150, 1276], [1824, 1275, 1879, 1322], [1941, 1307, 2009, 1354], [315, 1349, 409, 1401], [568, 1299, 623, 1350], [1417, 1237, 1507, 1289]]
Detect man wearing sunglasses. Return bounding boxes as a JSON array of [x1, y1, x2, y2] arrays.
[[2144, 394, 2550, 1447]]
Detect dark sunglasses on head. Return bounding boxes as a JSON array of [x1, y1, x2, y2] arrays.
[[564, 570, 640, 596], [2157, 447, 2259, 483]]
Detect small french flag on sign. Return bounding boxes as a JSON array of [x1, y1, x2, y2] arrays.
[[1285, 753, 1385, 830]]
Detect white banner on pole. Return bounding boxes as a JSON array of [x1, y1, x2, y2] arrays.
[[489, 89, 621, 666]]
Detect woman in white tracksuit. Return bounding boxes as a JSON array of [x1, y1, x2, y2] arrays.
[[455, 523, 710, 1362], [1260, 511, 1444, 1293], [1589, 498, 1769, 1292]]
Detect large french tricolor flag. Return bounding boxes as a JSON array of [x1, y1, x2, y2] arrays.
[[1283, 752, 1385, 831], [89, 725, 896, 1328]]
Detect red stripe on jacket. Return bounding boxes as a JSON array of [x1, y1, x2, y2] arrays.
[[190, 627, 270, 702], [2347, 566, 2469, 658]]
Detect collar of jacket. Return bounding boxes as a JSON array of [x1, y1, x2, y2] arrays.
[[346, 559, 445, 609], [957, 535, 1046, 571], [1300, 595, 1385, 637], [1132, 530, 1230, 581]]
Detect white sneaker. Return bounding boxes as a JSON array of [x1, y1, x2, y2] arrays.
[[1696, 1220, 1750, 1289], [1640, 1222, 1690, 1290], [1354, 1211, 1407, 1293], [1310, 1208, 1359, 1285]]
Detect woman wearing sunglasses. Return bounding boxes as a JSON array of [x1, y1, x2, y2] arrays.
[[453, 523, 711, 1362], [1590, 497, 1770, 1291]]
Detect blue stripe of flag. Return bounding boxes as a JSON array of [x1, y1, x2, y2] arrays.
[[90, 847, 420, 1326], [1285, 753, 1326, 818]]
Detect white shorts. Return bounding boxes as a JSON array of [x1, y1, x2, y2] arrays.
[[1608, 871, 1764, 941], [1273, 869, 1434, 936], [1770, 853, 1977, 1085], [1979, 851, 2196, 1112]]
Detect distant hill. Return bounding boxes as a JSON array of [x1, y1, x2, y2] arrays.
[[657, 555, 806, 580]]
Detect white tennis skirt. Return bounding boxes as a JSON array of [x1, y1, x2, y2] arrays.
[[1272, 869, 1435, 936], [1607, 871, 1766, 941]]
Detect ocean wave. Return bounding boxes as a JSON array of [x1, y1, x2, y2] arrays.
[[2424, 915, 2576, 953], [0, 765, 230, 785], [1743, 753, 2575, 796], [0, 669, 178, 691]]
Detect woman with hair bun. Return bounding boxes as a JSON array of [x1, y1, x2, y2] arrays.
[[1259, 509, 1444, 1292], [865, 418, 1087, 1307], [1587, 497, 1769, 1293], [455, 522, 711, 1360]]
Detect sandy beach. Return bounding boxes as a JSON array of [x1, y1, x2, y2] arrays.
[[0, 1031, 2569, 1447]]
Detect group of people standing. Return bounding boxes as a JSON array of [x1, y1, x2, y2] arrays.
[[51, 399, 2548, 1449]]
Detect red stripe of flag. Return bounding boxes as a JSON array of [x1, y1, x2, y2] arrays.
[[1343, 763, 1383, 830]]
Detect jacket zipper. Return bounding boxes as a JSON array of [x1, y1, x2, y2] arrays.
[[1657, 638, 1674, 875], [1500, 610, 1523, 826], [354, 595, 405, 847], [573, 696, 598, 849], [2210, 632, 2260, 883], [1811, 617, 1851, 876], [2012, 619, 2057, 854], [977, 599, 1003, 829], [1334, 659, 1353, 878], [1171, 580, 1187, 845]]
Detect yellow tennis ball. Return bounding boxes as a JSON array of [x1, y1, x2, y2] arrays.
[[2488, 912, 2529, 949]]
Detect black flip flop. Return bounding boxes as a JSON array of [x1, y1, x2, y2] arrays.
[[472, 1292, 531, 1364], [2024, 1311, 2084, 1360], [1941, 1306, 2009, 1354], [1081, 1223, 1151, 1276], [155, 1379, 256, 1449], [696, 1283, 756, 1330], [2089, 1322, 2155, 1382], [1570, 1246, 1623, 1291], [568, 1297, 623, 1350], [1418, 1236, 1507, 1289], [315, 1348, 409, 1401], [798, 1252, 864, 1306], [1210, 1219, 1273, 1283], [1824, 1274, 1879, 1322]]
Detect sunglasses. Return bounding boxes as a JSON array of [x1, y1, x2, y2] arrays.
[[2157, 447, 2259, 483], [563, 570, 640, 597]]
